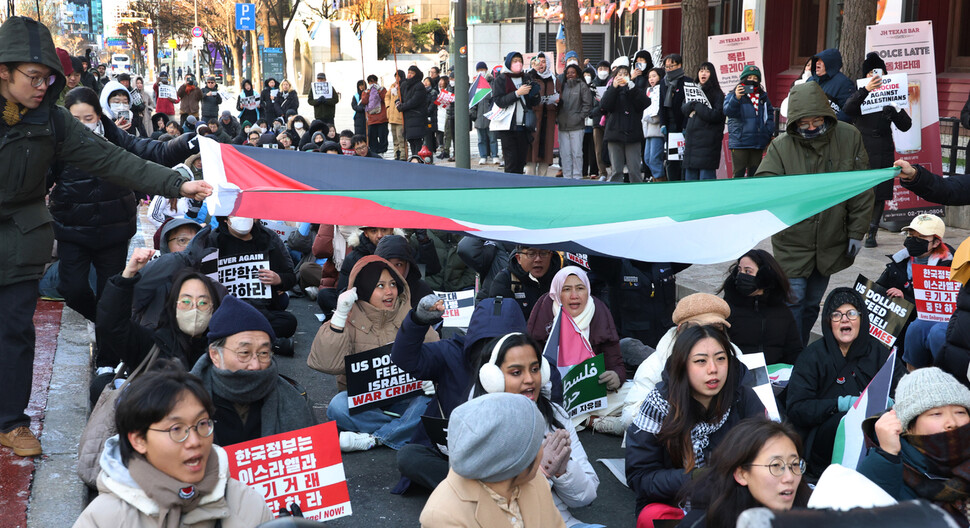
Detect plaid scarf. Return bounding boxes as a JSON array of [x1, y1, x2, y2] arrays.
[[748, 91, 759, 112], [902, 423, 970, 527]]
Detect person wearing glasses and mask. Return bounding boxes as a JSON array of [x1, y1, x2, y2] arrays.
[[678, 418, 811, 528], [74, 362, 274, 527], [756, 82, 871, 347], [786, 287, 902, 479], [0, 17, 211, 459], [189, 295, 314, 447], [490, 245, 564, 320]]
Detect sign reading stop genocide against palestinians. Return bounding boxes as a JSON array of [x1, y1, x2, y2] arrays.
[[225, 421, 352, 522], [854, 73, 909, 115], [344, 344, 423, 414], [854, 274, 914, 348], [912, 264, 960, 322]]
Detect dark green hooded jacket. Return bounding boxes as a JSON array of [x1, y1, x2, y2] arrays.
[[756, 82, 872, 278], [0, 17, 188, 286]]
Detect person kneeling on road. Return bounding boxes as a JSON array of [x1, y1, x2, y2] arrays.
[[308, 256, 439, 452], [190, 295, 314, 447]]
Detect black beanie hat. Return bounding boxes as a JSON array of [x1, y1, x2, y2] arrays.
[[862, 52, 888, 74], [596, 60, 611, 70], [355, 261, 393, 303]]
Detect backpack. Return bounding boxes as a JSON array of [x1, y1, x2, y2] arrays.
[[366, 86, 382, 114]]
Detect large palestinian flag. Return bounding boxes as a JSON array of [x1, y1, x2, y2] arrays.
[[199, 137, 896, 264]]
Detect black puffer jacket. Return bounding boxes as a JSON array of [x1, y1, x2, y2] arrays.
[[786, 287, 902, 443], [259, 78, 281, 123], [681, 83, 725, 170], [336, 234, 378, 292], [601, 82, 649, 143], [625, 362, 766, 515], [200, 84, 223, 119], [723, 284, 803, 365], [488, 249, 563, 320], [844, 87, 913, 200], [49, 117, 195, 248], [398, 74, 430, 140]]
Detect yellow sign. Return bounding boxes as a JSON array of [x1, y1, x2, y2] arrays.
[[167, 39, 177, 49], [744, 9, 755, 32]]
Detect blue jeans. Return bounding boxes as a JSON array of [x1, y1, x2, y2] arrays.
[[788, 269, 831, 345], [477, 128, 498, 158], [327, 391, 430, 450], [902, 319, 948, 368], [683, 168, 716, 181], [643, 137, 664, 179]]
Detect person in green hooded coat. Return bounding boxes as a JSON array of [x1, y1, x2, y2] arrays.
[[0, 17, 211, 458], [756, 81, 872, 347]]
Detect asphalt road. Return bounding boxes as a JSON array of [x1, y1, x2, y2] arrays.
[[279, 295, 637, 527]]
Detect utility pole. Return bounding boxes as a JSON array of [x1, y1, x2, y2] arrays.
[[194, 0, 199, 77], [453, 0, 470, 168]]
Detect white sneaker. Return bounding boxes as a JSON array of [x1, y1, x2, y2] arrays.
[[339, 431, 376, 452], [478, 157, 486, 165], [494, 157, 502, 165], [305, 286, 319, 301], [597, 175, 607, 182], [591, 415, 626, 436]]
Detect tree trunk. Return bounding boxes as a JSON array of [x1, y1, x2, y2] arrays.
[[839, 0, 877, 81], [250, 27, 261, 84], [562, 0, 583, 65], [680, 0, 708, 76], [231, 38, 243, 87]]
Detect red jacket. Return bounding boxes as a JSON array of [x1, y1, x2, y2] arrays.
[[153, 82, 179, 115]]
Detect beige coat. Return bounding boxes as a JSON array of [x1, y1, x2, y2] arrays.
[[73, 444, 273, 528], [308, 255, 438, 390], [420, 470, 567, 528], [385, 83, 405, 125]]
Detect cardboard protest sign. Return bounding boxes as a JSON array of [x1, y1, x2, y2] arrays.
[[240, 95, 258, 110], [434, 290, 475, 328], [225, 421, 352, 522], [666, 132, 685, 161], [683, 82, 711, 108], [912, 264, 959, 322], [260, 220, 299, 241], [216, 253, 270, 299], [345, 344, 423, 414], [484, 104, 513, 131], [312, 81, 332, 99], [564, 252, 590, 270], [158, 84, 177, 99], [832, 350, 896, 470], [738, 353, 780, 421], [853, 274, 914, 348], [561, 354, 608, 418], [854, 73, 908, 115], [436, 90, 455, 106]]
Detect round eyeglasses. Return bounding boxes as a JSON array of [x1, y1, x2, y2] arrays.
[[148, 418, 216, 443], [747, 458, 806, 477]]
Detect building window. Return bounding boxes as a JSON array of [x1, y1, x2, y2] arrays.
[[949, 0, 970, 70]]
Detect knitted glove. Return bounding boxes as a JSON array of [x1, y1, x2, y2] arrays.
[[413, 294, 445, 325], [331, 287, 357, 329]]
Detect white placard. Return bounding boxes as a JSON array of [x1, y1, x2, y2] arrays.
[[312, 81, 332, 99], [434, 290, 475, 328], [239, 95, 257, 110], [217, 252, 270, 299], [158, 84, 177, 99], [666, 132, 685, 161], [854, 73, 908, 115], [683, 82, 712, 108]]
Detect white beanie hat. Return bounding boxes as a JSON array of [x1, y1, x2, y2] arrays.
[[894, 367, 970, 430], [611, 56, 630, 70], [448, 393, 545, 483]]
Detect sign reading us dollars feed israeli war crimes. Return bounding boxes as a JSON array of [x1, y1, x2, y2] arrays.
[[225, 421, 352, 522], [854, 274, 914, 348], [345, 344, 423, 414]]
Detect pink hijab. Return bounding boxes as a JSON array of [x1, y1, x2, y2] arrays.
[[549, 266, 591, 305]]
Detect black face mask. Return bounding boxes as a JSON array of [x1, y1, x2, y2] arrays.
[[904, 236, 931, 257], [735, 272, 760, 296]]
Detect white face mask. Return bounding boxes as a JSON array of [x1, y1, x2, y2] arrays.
[[84, 120, 105, 137], [294, 122, 304, 130], [110, 102, 129, 115], [636, 62, 647, 71], [229, 216, 254, 235], [175, 308, 211, 337], [597, 70, 609, 80], [584, 74, 592, 84]]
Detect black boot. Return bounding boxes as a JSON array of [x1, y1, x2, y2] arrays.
[[864, 225, 878, 248]]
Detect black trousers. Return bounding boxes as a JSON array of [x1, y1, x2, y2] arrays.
[[57, 240, 127, 323], [397, 444, 449, 491], [0, 280, 38, 432], [407, 138, 424, 158], [368, 122, 389, 154], [498, 128, 531, 174], [252, 304, 298, 339]]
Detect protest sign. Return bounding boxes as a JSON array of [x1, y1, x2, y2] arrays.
[[434, 290, 475, 328], [564, 252, 590, 270], [158, 84, 176, 99], [912, 264, 959, 322], [217, 252, 270, 299], [421, 415, 449, 454], [866, 21, 943, 222], [854, 73, 909, 115], [260, 220, 299, 241], [708, 31, 764, 180], [240, 94, 258, 110], [683, 82, 711, 108], [853, 274, 914, 348], [666, 132, 685, 161], [345, 344, 423, 414], [484, 103, 513, 131], [832, 350, 896, 470], [561, 354, 608, 418], [436, 90, 455, 106], [312, 81, 332, 99], [738, 353, 780, 421], [225, 421, 352, 522]]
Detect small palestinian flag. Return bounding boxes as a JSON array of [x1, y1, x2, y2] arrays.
[[468, 73, 491, 109]]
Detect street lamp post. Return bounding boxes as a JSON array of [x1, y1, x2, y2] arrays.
[[453, 0, 470, 168]]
